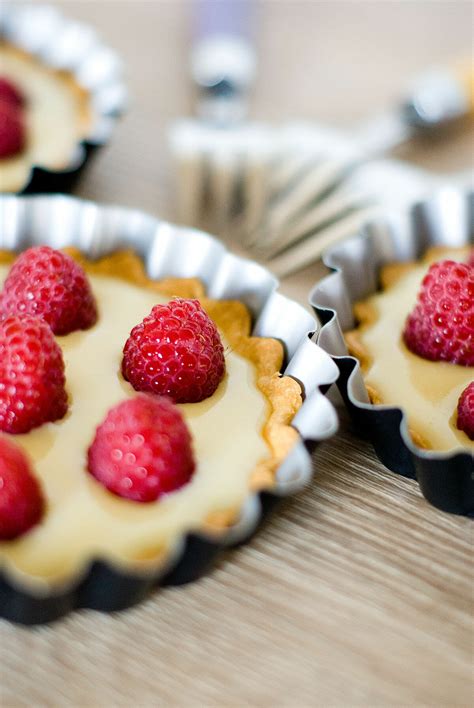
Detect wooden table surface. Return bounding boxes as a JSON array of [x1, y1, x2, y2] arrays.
[[2, 2, 473, 706]]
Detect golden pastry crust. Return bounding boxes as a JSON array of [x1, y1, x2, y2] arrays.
[[0, 248, 302, 535], [345, 246, 471, 451]]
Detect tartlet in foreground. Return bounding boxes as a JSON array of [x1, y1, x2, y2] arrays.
[[0, 194, 340, 623], [0, 248, 302, 591]]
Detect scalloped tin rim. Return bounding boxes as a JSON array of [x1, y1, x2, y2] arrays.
[[0, 193, 339, 623]]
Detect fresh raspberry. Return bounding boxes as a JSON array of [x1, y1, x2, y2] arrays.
[[0, 315, 68, 434], [403, 260, 474, 366], [0, 436, 44, 540], [0, 246, 98, 335], [0, 77, 24, 108], [0, 100, 25, 158], [87, 395, 195, 502], [456, 382, 474, 440], [122, 298, 226, 403], [468, 251, 474, 268]]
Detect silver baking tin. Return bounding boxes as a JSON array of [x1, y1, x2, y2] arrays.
[[310, 186, 473, 516], [0, 3, 126, 194], [0, 194, 339, 624]]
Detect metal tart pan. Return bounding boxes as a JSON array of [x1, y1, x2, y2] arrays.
[[0, 194, 339, 624], [310, 186, 473, 516], [1, 3, 126, 194]]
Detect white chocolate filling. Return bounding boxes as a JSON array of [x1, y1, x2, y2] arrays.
[[358, 249, 473, 453], [0, 267, 270, 587], [0, 44, 91, 192]]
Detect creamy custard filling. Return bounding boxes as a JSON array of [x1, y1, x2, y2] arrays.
[[351, 248, 473, 453], [0, 44, 92, 192], [0, 260, 299, 587]]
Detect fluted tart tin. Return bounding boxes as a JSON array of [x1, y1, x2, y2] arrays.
[[0, 3, 126, 194], [0, 194, 339, 624], [310, 186, 473, 516]]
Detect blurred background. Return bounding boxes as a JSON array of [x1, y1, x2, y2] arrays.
[[58, 0, 474, 216]]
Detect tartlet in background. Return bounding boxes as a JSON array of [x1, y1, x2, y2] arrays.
[[311, 187, 473, 516], [0, 4, 126, 194]]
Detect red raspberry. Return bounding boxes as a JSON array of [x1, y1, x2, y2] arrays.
[[0, 436, 44, 540], [0, 315, 68, 434], [0, 77, 24, 107], [0, 100, 25, 158], [0, 246, 98, 335], [403, 260, 474, 366], [468, 251, 474, 268], [456, 382, 474, 441], [122, 298, 226, 403], [87, 395, 195, 502]]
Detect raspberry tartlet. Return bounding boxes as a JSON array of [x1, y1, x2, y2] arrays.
[[0, 247, 302, 589], [0, 43, 93, 193], [346, 247, 473, 453]]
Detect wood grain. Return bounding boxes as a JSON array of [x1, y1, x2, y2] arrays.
[[1, 2, 473, 706]]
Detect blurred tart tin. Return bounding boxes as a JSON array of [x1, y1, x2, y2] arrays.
[[310, 187, 473, 516], [0, 3, 126, 194], [0, 194, 339, 624]]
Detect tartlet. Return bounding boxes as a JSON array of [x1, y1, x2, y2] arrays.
[[0, 248, 302, 589], [310, 187, 473, 516], [0, 193, 340, 623], [0, 43, 92, 193], [346, 246, 473, 454], [0, 4, 125, 194]]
